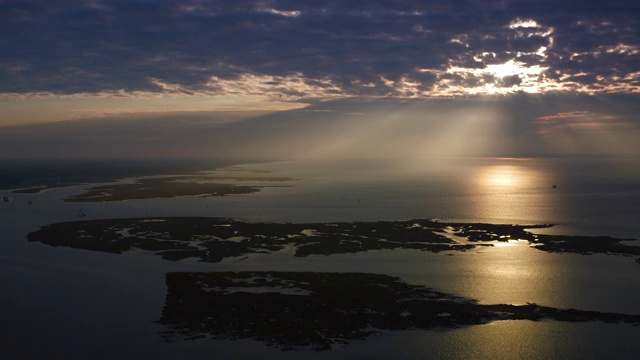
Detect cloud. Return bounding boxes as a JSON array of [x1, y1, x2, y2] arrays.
[[532, 100, 640, 155], [535, 111, 590, 123], [0, 0, 638, 99]]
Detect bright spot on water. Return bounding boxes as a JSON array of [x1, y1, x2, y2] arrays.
[[485, 169, 518, 187], [480, 165, 523, 188], [465, 160, 557, 223]]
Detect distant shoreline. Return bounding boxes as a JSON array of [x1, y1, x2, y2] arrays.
[[0, 157, 275, 192]]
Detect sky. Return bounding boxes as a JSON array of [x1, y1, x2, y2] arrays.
[[1, 0, 639, 158]]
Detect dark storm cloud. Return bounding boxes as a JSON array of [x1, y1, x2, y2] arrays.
[[1, 0, 638, 97]]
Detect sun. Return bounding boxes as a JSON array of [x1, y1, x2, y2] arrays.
[[484, 59, 540, 78]]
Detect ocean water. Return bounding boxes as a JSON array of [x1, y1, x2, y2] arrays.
[[1, 156, 639, 359], [200, 156, 640, 238]]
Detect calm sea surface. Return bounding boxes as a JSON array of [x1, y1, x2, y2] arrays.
[[203, 157, 640, 238], [1, 156, 639, 359]]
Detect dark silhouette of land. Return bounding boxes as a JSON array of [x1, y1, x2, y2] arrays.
[[158, 271, 640, 351], [28, 217, 640, 263]]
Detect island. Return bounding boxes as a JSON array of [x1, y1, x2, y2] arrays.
[[61, 173, 294, 202], [158, 271, 640, 351], [27, 217, 640, 263]]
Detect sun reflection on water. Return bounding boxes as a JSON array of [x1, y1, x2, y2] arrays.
[[455, 160, 563, 314], [492, 239, 522, 247], [484, 166, 519, 187], [465, 159, 561, 224]]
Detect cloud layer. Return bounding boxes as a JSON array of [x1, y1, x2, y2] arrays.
[[2, 0, 639, 100]]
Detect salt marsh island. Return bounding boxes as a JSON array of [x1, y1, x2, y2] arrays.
[[28, 217, 640, 264], [158, 271, 640, 351]]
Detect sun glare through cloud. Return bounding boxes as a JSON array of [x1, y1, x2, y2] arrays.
[[485, 60, 544, 80], [440, 18, 558, 95]]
